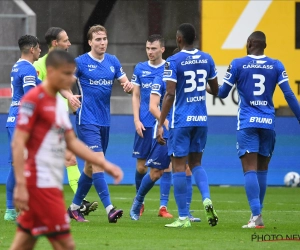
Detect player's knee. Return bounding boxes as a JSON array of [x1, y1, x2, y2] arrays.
[[65, 239, 75, 250], [150, 169, 163, 181], [136, 160, 147, 174]]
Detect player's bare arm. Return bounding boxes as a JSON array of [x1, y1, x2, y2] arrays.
[[157, 80, 176, 145], [132, 85, 145, 137], [149, 93, 168, 129], [119, 76, 134, 94], [65, 130, 123, 184], [11, 129, 30, 211], [206, 77, 219, 96]]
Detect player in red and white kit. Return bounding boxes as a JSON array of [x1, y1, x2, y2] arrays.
[[10, 50, 123, 250]]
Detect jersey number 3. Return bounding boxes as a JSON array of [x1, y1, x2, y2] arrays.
[[184, 70, 207, 93], [253, 74, 265, 96]]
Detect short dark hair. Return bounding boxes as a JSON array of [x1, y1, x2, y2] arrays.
[[18, 35, 40, 54], [178, 23, 196, 45], [46, 50, 75, 68], [147, 34, 165, 47], [248, 31, 266, 49], [45, 27, 64, 48]]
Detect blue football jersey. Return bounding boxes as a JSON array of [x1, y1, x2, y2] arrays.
[[75, 52, 125, 126], [219, 55, 293, 130], [151, 75, 171, 139], [6, 59, 41, 127], [163, 49, 217, 128], [131, 60, 165, 127]]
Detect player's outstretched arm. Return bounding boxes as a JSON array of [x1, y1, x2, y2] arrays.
[[65, 130, 123, 184], [149, 93, 169, 129], [207, 77, 219, 96], [279, 81, 300, 122], [11, 129, 30, 211], [132, 85, 145, 137]]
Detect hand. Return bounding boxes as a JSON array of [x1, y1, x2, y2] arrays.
[[104, 161, 124, 184], [121, 81, 134, 93], [134, 120, 145, 138], [164, 119, 169, 131], [68, 95, 81, 109], [156, 125, 166, 145], [14, 183, 29, 212]]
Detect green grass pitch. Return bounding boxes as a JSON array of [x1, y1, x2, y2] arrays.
[[0, 185, 299, 249]]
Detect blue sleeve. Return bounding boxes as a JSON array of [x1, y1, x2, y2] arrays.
[[151, 76, 163, 96], [113, 56, 126, 80], [21, 65, 39, 94], [131, 65, 140, 86], [279, 81, 300, 122], [275, 60, 289, 85], [207, 54, 218, 80], [163, 58, 177, 82], [218, 60, 237, 98]]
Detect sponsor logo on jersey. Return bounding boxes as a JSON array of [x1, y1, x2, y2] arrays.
[[224, 72, 232, 80], [186, 115, 207, 122], [19, 102, 35, 116], [164, 62, 170, 70], [88, 65, 97, 71], [11, 101, 20, 106], [110, 66, 115, 73], [142, 71, 151, 77], [131, 74, 137, 82], [282, 71, 288, 78], [151, 84, 161, 91], [89, 79, 113, 85], [11, 68, 18, 73], [187, 95, 205, 102], [249, 117, 273, 124], [24, 76, 36, 84], [186, 55, 201, 60], [89, 145, 99, 149], [132, 151, 140, 155], [141, 82, 152, 88], [7, 116, 15, 122], [243, 60, 273, 69], [181, 59, 208, 66], [250, 100, 268, 106], [163, 70, 172, 77]]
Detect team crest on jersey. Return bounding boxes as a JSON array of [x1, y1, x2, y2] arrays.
[[282, 71, 288, 78], [186, 55, 201, 60], [110, 66, 115, 73], [164, 62, 170, 70], [151, 84, 160, 91]]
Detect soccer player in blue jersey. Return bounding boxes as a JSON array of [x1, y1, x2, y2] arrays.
[[68, 25, 133, 223], [4, 35, 41, 221], [132, 35, 174, 217], [207, 31, 300, 228], [157, 23, 219, 228]]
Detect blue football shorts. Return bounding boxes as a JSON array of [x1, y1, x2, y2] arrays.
[[168, 126, 208, 157], [236, 128, 276, 158], [132, 127, 153, 159], [7, 127, 15, 163], [76, 124, 110, 154], [145, 139, 171, 170]]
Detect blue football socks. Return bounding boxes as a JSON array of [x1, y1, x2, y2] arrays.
[[73, 172, 93, 206], [136, 174, 155, 203], [6, 165, 15, 209], [135, 170, 147, 193], [173, 172, 188, 217], [244, 170, 261, 216], [93, 172, 112, 208], [191, 166, 210, 201], [257, 170, 268, 210], [186, 175, 192, 211], [160, 172, 172, 207]]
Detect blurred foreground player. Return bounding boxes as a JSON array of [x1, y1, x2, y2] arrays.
[[9, 50, 123, 250]]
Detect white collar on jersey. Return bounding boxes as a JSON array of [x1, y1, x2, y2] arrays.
[[88, 52, 105, 63], [147, 60, 165, 68], [247, 55, 266, 59], [181, 49, 198, 54], [17, 58, 33, 65]]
